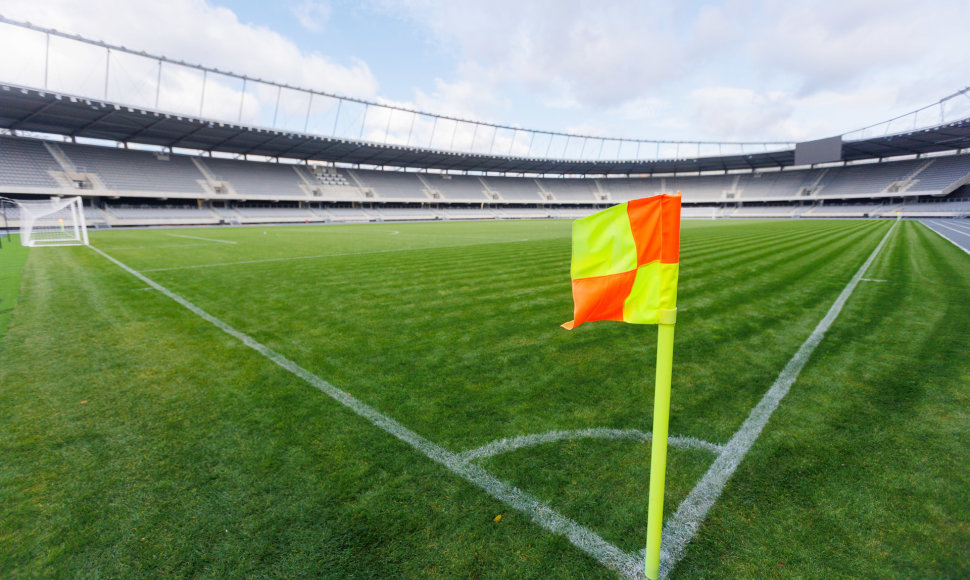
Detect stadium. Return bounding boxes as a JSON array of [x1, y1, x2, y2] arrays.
[[1, 5, 968, 579]]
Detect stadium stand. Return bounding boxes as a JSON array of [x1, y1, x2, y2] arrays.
[[202, 158, 306, 197], [907, 155, 970, 193], [0, 136, 64, 189], [668, 174, 738, 202], [601, 177, 664, 202], [2, 134, 970, 225], [481, 176, 545, 201], [736, 169, 826, 199], [298, 166, 363, 200], [350, 169, 428, 200], [536, 178, 603, 202], [59, 143, 207, 194], [814, 159, 923, 197], [420, 173, 492, 201]]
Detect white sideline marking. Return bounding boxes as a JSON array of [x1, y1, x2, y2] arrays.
[[924, 220, 970, 256], [860, 278, 887, 282], [928, 219, 970, 237], [653, 221, 898, 579], [140, 238, 534, 273], [166, 233, 237, 244], [88, 245, 645, 580], [930, 218, 970, 233], [460, 428, 723, 463]]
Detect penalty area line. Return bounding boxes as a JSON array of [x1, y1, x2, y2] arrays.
[[654, 220, 899, 579], [87, 245, 645, 580]]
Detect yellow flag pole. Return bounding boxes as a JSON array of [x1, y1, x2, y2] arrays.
[[645, 308, 677, 579]]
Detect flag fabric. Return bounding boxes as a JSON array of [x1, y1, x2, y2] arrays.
[[563, 194, 681, 329]]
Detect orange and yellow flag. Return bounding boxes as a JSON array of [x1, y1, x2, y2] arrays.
[[563, 194, 681, 329]]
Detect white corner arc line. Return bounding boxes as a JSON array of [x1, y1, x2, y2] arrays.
[[655, 221, 899, 579], [87, 245, 645, 580], [166, 233, 237, 244], [460, 428, 724, 463]]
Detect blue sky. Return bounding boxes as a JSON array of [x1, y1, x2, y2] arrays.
[[1, 0, 969, 148]]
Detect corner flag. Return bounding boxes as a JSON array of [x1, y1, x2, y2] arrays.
[[563, 194, 680, 329], [562, 193, 682, 580]]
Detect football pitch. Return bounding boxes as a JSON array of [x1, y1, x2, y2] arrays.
[[1, 218, 968, 578]]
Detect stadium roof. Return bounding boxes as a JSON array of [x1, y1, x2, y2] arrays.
[[4, 83, 970, 175]]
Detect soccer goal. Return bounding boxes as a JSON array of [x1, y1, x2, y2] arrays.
[[18, 196, 89, 247]]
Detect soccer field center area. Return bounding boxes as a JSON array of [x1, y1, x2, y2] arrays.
[[1, 218, 967, 578]]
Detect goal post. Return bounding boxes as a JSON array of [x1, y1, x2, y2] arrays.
[[18, 196, 89, 247]]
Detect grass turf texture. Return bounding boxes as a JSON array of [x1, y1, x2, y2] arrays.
[[0, 219, 967, 578], [0, 233, 28, 341]]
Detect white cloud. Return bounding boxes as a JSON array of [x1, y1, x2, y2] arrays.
[[688, 87, 796, 141], [376, 0, 970, 142], [3, 0, 970, 146], [291, 0, 331, 33], [0, 0, 377, 98], [379, 0, 683, 108]]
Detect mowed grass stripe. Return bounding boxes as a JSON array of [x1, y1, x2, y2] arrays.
[[146, 221, 892, 452], [4, 219, 964, 579], [673, 220, 970, 578], [681, 221, 881, 285], [679, 221, 856, 263], [0, 236, 29, 342], [659, 220, 898, 578], [672, 221, 892, 441], [92, 245, 644, 577], [0, 242, 619, 579]]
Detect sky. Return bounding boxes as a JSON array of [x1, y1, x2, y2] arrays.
[[0, 0, 969, 154]]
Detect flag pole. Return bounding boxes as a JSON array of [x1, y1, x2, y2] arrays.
[[645, 307, 677, 579]]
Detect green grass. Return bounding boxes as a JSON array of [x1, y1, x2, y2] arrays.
[[1, 219, 967, 578], [0, 233, 28, 341]]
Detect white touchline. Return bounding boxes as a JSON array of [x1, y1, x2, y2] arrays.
[[88, 245, 646, 580], [460, 428, 723, 463], [140, 238, 535, 273], [166, 233, 238, 244], [929, 219, 970, 236], [925, 220, 970, 255], [932, 218, 970, 232], [653, 220, 899, 579], [924, 220, 970, 256]]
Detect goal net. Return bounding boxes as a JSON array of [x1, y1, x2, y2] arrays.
[[18, 197, 89, 247]]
